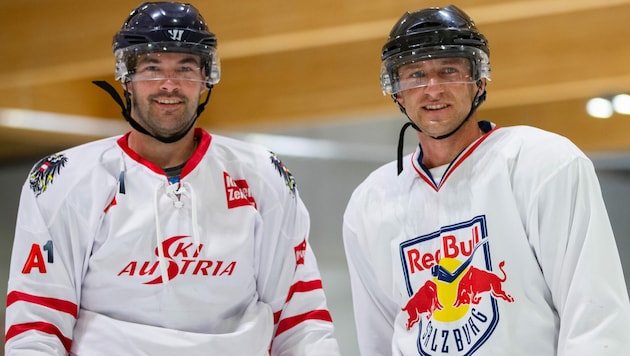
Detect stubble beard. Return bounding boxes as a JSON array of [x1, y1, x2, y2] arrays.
[[132, 94, 197, 141]]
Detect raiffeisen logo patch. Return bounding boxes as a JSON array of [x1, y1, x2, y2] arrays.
[[224, 171, 257, 209], [294, 238, 307, 266], [117, 235, 237, 284], [399, 215, 514, 355]]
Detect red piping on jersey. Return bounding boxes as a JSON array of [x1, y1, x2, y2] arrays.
[[412, 126, 498, 191], [5, 321, 72, 352], [117, 127, 212, 178]]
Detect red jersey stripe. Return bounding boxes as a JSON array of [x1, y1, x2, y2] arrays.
[[7, 291, 78, 318], [286, 280, 323, 303], [275, 309, 333, 336], [5, 321, 72, 352], [272, 279, 325, 324]]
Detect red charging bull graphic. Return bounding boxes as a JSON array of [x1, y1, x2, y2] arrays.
[[399, 215, 514, 355]]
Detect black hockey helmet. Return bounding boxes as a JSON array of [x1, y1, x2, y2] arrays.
[[113, 2, 220, 87], [380, 5, 490, 95]]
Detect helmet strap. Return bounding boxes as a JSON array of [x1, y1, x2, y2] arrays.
[[92, 80, 212, 144], [394, 80, 486, 175]]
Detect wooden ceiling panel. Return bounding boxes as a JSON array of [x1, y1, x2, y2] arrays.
[[1, 0, 630, 163], [204, 39, 386, 130], [485, 5, 630, 88]]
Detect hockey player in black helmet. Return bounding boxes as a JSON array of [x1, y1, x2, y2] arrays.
[[343, 5, 630, 356], [380, 5, 491, 174]]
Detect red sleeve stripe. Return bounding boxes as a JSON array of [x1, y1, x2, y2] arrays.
[[7, 291, 78, 318], [275, 309, 333, 336], [5, 321, 72, 352], [286, 280, 323, 303], [273, 279, 325, 324], [274, 310, 282, 324]]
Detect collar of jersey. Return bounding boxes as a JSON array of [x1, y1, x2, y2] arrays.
[[410, 122, 498, 191], [117, 127, 212, 177]]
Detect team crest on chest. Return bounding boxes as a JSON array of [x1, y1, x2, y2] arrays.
[[399, 215, 514, 355], [29, 154, 68, 197]]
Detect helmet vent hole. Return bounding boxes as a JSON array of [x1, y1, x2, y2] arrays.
[[408, 22, 442, 32]]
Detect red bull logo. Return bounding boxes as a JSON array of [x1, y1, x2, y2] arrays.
[[401, 280, 443, 329], [453, 261, 514, 307], [399, 215, 514, 355]]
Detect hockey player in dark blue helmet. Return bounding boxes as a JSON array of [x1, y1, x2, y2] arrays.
[[6, 3, 341, 355]]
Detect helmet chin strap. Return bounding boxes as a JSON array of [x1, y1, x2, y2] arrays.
[[92, 80, 212, 144], [396, 81, 486, 175]]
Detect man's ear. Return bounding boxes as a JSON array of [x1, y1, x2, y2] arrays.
[[475, 78, 487, 96], [124, 81, 133, 95], [395, 93, 405, 108]]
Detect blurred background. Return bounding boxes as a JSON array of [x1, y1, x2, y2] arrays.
[[2, 1, 630, 355]]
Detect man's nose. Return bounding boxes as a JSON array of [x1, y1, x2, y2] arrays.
[[422, 77, 445, 95], [159, 77, 181, 92], [425, 75, 446, 87]]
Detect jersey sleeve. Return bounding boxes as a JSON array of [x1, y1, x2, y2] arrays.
[[5, 180, 85, 355], [528, 156, 630, 355], [254, 152, 340, 356], [342, 180, 399, 356]]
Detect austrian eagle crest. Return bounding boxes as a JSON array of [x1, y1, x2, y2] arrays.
[[269, 151, 296, 195], [29, 154, 68, 197]]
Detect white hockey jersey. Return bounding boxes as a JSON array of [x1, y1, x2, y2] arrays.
[[343, 122, 630, 355], [6, 128, 340, 355]]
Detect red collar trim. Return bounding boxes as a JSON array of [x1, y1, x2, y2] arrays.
[[411, 126, 498, 191], [117, 128, 212, 178]]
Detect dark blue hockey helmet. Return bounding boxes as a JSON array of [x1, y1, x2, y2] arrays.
[[113, 2, 220, 86]]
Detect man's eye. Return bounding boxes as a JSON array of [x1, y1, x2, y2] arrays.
[[442, 67, 457, 74], [139, 66, 160, 72], [409, 71, 425, 79], [178, 66, 197, 73]]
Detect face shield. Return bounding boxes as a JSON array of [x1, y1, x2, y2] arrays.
[[114, 42, 221, 87], [380, 45, 490, 95]]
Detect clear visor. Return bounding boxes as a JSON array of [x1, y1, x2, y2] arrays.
[[130, 53, 207, 84], [380, 45, 490, 95], [395, 58, 475, 92], [115, 42, 220, 86]]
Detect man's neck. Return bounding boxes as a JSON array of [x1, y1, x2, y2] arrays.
[[128, 130, 198, 169], [417, 120, 483, 169]]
